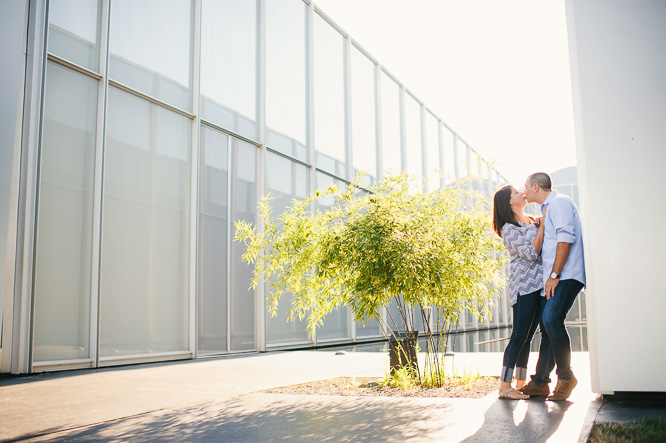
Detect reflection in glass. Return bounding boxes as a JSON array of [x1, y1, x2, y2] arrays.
[[101, 87, 190, 356], [198, 128, 229, 354], [230, 137, 257, 351], [351, 48, 377, 184], [265, 0, 307, 161], [314, 14, 346, 177], [265, 151, 310, 345], [405, 95, 422, 182], [200, 0, 257, 140], [425, 112, 440, 192], [33, 62, 97, 362], [109, 0, 192, 110], [0, 0, 29, 334], [48, 0, 99, 70], [315, 172, 349, 341], [380, 72, 401, 175]]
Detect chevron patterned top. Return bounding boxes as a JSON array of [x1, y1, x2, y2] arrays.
[[501, 222, 544, 305]]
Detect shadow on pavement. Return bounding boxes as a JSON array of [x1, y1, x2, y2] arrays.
[[462, 397, 572, 442], [24, 395, 460, 442]]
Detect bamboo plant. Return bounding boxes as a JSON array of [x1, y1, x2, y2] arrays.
[[235, 172, 505, 387]]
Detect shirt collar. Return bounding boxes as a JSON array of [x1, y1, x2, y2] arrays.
[[541, 189, 558, 211]]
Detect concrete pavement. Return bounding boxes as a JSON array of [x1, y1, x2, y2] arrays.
[[0, 350, 659, 442]]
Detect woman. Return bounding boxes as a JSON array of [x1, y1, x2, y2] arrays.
[[492, 185, 545, 400]]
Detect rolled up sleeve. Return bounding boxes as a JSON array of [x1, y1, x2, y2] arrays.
[[550, 200, 577, 244]]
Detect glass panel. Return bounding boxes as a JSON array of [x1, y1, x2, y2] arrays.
[[200, 0, 257, 140], [198, 128, 229, 355], [100, 87, 190, 356], [356, 318, 381, 338], [386, 299, 405, 332], [456, 139, 466, 183], [314, 14, 346, 178], [315, 172, 349, 341], [425, 112, 440, 192], [405, 95, 422, 181], [230, 137, 256, 351], [33, 62, 97, 362], [566, 297, 580, 322], [109, 0, 192, 110], [265, 151, 310, 345], [48, 0, 100, 70], [442, 126, 455, 184], [351, 48, 377, 184], [0, 0, 29, 334], [265, 0, 307, 161], [380, 72, 401, 176]]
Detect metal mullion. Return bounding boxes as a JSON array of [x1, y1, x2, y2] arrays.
[[399, 86, 406, 171], [313, 5, 348, 38], [46, 53, 103, 80], [314, 167, 349, 185], [374, 63, 383, 181], [342, 35, 356, 342], [265, 146, 311, 169], [350, 39, 378, 66], [90, 0, 111, 369], [453, 133, 459, 181], [343, 35, 354, 185], [200, 120, 260, 147], [190, 0, 201, 357], [306, 1, 316, 346], [420, 103, 427, 191], [226, 135, 232, 353], [438, 120, 445, 188], [256, 0, 266, 352], [8, 0, 49, 375], [107, 79, 195, 120]]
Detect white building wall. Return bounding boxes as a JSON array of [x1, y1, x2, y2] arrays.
[[565, 0, 666, 393]]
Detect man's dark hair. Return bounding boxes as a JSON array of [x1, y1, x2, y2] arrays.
[[527, 172, 552, 191], [492, 185, 519, 237]]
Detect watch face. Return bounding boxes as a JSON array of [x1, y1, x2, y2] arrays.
[[550, 272, 559, 279]]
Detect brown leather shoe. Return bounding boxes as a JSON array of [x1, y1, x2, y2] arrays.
[[518, 380, 550, 396], [548, 376, 578, 401]]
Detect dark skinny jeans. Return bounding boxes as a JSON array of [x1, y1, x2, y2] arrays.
[[531, 278, 585, 385], [500, 289, 542, 383]]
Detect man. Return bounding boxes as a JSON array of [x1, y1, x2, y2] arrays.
[[519, 172, 585, 401]]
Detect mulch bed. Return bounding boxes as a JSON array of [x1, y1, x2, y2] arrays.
[[263, 376, 499, 399]]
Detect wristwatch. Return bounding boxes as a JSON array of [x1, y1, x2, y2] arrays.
[[550, 272, 560, 279]]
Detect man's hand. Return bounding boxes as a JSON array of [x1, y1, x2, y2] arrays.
[[545, 276, 559, 299]]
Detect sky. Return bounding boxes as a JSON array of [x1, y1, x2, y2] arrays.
[[314, 0, 578, 188]]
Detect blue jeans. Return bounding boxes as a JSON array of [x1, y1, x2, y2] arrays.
[[531, 279, 584, 385], [500, 289, 541, 382]]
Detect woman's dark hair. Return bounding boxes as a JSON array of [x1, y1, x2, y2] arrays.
[[492, 185, 519, 237]]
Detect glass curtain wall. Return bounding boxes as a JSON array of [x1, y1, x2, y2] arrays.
[[404, 94, 423, 184], [350, 46, 377, 185], [0, 0, 30, 353], [200, 0, 257, 140], [441, 126, 455, 184], [313, 14, 346, 178], [265, 0, 307, 162], [265, 151, 310, 346], [314, 172, 350, 341], [380, 72, 402, 175], [425, 111, 441, 192], [33, 62, 97, 363], [19, 0, 517, 373]]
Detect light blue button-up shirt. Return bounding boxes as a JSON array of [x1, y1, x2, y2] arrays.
[[541, 190, 586, 286]]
